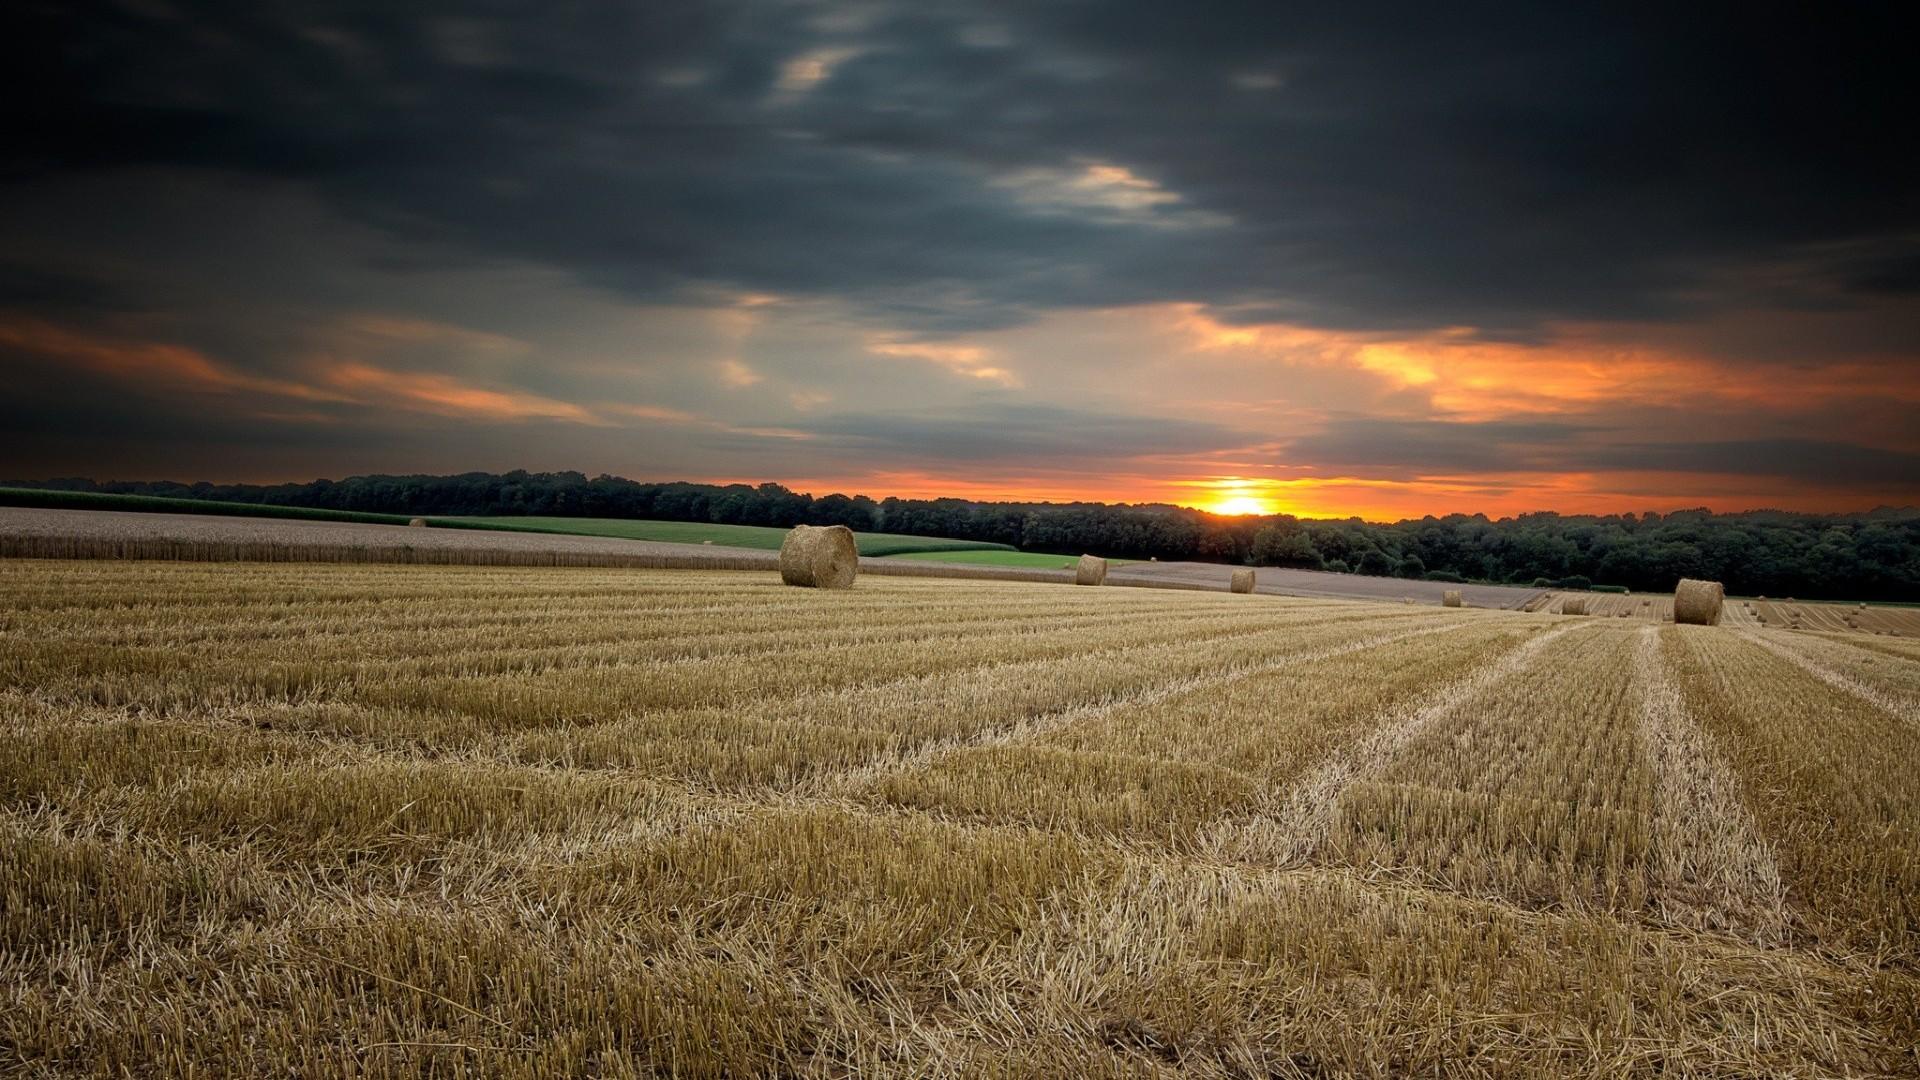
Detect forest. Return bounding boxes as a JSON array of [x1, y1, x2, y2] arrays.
[[13, 472, 1918, 601]]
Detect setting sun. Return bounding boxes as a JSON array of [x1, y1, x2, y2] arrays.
[[1206, 494, 1271, 516], [1192, 478, 1279, 516]]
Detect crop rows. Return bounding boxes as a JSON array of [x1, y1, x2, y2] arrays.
[[3, 560, 1917, 1077]]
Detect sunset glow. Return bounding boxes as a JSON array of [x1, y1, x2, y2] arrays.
[[2, 6, 1914, 519]]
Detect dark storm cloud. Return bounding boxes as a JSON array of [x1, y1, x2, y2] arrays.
[[0, 262, 138, 315], [8, 2, 1916, 336], [1283, 418, 1920, 490], [1587, 438, 1920, 490], [798, 402, 1255, 463], [1282, 418, 1597, 474]]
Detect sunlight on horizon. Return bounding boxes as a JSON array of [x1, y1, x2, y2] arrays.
[[1193, 478, 1282, 517]]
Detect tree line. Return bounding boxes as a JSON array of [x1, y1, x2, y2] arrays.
[[15, 471, 1919, 600]]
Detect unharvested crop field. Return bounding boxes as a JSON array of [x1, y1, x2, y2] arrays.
[[3, 560, 1917, 1077]]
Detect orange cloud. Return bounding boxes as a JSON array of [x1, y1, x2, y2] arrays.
[[0, 316, 345, 402], [319, 361, 603, 423], [868, 340, 1020, 386], [718, 358, 763, 387], [1169, 305, 1920, 422]]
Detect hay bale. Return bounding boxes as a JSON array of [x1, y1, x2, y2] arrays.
[[702, 539, 714, 545], [1075, 555, 1108, 586], [1561, 595, 1588, 616], [1673, 578, 1725, 626], [1230, 568, 1255, 594], [779, 524, 858, 589], [1442, 590, 1462, 608], [408, 518, 428, 528]]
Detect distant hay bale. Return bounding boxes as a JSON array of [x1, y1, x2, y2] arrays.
[[1561, 595, 1588, 616], [1230, 568, 1255, 593], [408, 518, 427, 528], [703, 539, 714, 545], [1442, 590, 1462, 608], [779, 524, 858, 589], [1673, 578, 1725, 626], [1075, 555, 1108, 586]]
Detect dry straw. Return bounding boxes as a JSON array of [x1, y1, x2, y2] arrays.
[[1230, 568, 1255, 594], [778, 524, 859, 589], [1673, 578, 1725, 626], [1075, 555, 1107, 586], [1442, 590, 1463, 608], [408, 518, 428, 528], [1561, 595, 1589, 616]]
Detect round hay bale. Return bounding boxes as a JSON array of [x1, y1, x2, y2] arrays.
[[1673, 578, 1725, 626], [408, 517, 428, 528], [1230, 568, 1255, 594], [1442, 589, 1463, 608], [1561, 595, 1588, 616], [1075, 555, 1108, 586], [779, 524, 858, 589], [702, 539, 714, 545]]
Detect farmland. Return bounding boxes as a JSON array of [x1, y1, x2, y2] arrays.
[[0, 490, 1013, 559], [886, 548, 1136, 569], [459, 516, 1015, 557], [3, 558, 1916, 1077]]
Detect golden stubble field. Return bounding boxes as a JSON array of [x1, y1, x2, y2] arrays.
[[2, 560, 1917, 1078]]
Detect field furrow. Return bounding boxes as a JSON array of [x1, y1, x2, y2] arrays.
[[4, 560, 1916, 1078], [1663, 627, 1920, 964], [1201, 621, 1583, 871], [1734, 627, 1920, 726], [1633, 628, 1788, 940], [850, 619, 1484, 839], [1316, 625, 1655, 911]]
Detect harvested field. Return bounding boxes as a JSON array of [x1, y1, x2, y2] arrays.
[[1107, 559, 1545, 608], [0, 507, 1068, 584], [1536, 591, 1673, 620], [1746, 597, 1920, 638], [3, 558, 1917, 1078]]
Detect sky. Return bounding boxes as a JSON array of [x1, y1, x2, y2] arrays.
[[3, 2, 1917, 521]]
